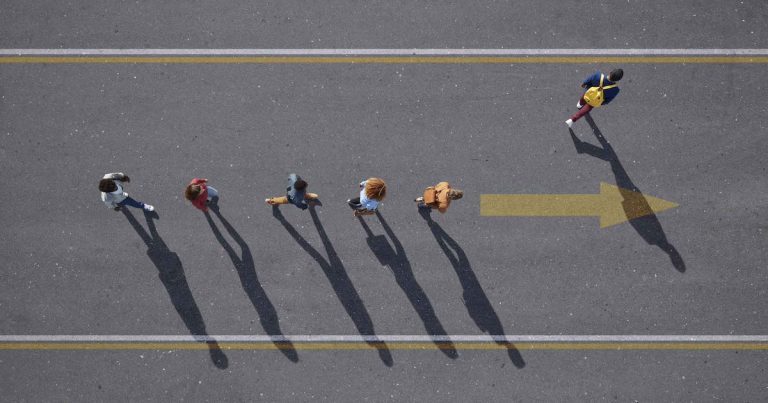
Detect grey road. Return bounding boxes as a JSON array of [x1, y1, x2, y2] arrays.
[[1, 1, 767, 401]]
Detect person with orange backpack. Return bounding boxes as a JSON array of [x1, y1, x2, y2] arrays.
[[566, 69, 623, 128], [414, 182, 464, 213]]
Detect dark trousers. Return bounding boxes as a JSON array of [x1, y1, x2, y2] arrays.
[[119, 196, 146, 209], [347, 197, 362, 209]]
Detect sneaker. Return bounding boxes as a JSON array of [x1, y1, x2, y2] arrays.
[[144, 204, 155, 212], [565, 119, 573, 128], [113, 206, 122, 212], [414, 197, 424, 203], [577, 102, 583, 109]]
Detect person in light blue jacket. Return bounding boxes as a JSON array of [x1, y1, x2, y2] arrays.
[[347, 178, 387, 217]]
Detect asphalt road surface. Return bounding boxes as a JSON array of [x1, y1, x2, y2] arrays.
[[1, 1, 767, 401]]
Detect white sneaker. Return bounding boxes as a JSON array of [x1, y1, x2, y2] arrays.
[[565, 119, 573, 128], [577, 102, 583, 109], [144, 204, 155, 212]]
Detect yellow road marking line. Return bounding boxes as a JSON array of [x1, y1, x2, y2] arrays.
[[2, 56, 768, 64], [1, 342, 767, 350], [480, 182, 679, 228]]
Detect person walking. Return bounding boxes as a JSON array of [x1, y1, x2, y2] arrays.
[[566, 69, 623, 128], [265, 173, 319, 210], [185, 178, 219, 212], [347, 178, 386, 217], [414, 182, 464, 213], [99, 172, 154, 212]]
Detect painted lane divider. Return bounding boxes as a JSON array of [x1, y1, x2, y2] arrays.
[[1, 49, 768, 64], [1, 335, 766, 351], [3, 48, 768, 55], [2, 56, 768, 64], [480, 182, 678, 228]]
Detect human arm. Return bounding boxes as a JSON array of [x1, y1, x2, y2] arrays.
[[601, 87, 621, 104], [101, 192, 117, 208], [103, 172, 129, 182], [581, 72, 601, 88]]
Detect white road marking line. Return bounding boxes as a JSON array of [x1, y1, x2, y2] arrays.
[[1, 49, 768, 56], [1, 335, 766, 342]]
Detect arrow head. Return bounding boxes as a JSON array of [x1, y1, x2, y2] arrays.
[[599, 182, 679, 228]]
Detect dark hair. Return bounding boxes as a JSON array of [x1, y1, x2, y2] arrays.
[[294, 179, 308, 191], [185, 184, 202, 201], [99, 179, 117, 193], [609, 69, 623, 81]]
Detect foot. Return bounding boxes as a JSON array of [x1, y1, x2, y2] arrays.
[[113, 206, 122, 212], [143, 204, 155, 212], [565, 119, 573, 128], [414, 197, 424, 203], [577, 102, 583, 109]]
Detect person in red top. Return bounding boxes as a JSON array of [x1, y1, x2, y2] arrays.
[[184, 178, 219, 212]]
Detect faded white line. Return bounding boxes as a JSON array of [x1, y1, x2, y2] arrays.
[[1, 49, 768, 56]]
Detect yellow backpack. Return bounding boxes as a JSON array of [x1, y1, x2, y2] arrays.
[[582, 74, 618, 108]]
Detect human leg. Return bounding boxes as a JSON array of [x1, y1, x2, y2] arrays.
[[119, 196, 154, 211], [206, 186, 219, 200], [347, 197, 362, 209], [266, 196, 289, 205], [570, 96, 593, 122]]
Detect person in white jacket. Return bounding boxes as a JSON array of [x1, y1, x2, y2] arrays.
[[99, 172, 155, 212]]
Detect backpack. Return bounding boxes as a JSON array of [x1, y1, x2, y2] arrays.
[[582, 74, 618, 108], [422, 187, 437, 205]]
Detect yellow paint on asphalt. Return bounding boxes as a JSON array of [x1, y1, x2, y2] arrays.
[[1, 342, 766, 350], [2, 56, 768, 64], [481, 182, 678, 228]]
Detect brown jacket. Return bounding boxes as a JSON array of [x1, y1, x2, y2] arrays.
[[423, 182, 451, 213]]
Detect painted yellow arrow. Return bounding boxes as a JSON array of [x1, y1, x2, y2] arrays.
[[480, 182, 679, 228]]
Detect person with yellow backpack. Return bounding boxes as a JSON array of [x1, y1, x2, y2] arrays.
[[566, 69, 623, 128]]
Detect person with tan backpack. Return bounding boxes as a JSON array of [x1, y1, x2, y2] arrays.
[[414, 182, 463, 213], [566, 69, 623, 128]]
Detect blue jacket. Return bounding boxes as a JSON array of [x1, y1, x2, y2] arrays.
[[583, 71, 620, 105], [286, 173, 308, 210]]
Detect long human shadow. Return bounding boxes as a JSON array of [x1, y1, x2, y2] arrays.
[[122, 209, 228, 369], [205, 205, 299, 362], [272, 206, 394, 366], [569, 115, 686, 272], [418, 208, 526, 368], [358, 211, 459, 359]]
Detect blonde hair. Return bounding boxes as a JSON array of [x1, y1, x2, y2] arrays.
[[448, 189, 464, 200], [364, 178, 387, 200]]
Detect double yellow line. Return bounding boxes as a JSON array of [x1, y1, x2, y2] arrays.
[[2, 342, 767, 350]]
